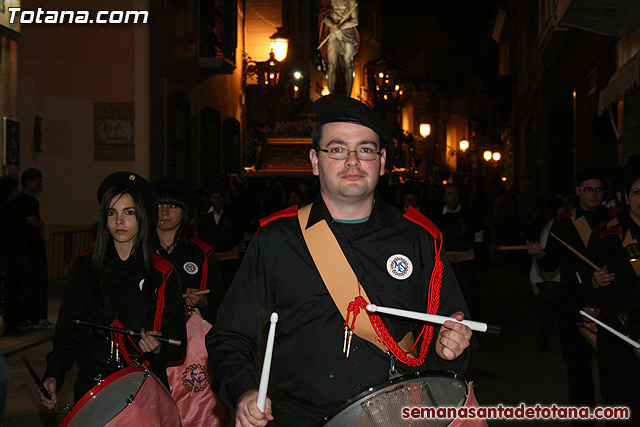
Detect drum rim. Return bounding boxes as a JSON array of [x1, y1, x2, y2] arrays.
[[59, 365, 148, 427], [318, 371, 467, 426]]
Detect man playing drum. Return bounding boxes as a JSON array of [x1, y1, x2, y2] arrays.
[[206, 95, 474, 426]]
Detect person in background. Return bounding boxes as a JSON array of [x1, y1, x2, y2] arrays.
[[589, 168, 640, 426], [529, 195, 565, 351], [0, 176, 22, 331], [39, 172, 186, 409], [197, 186, 246, 291], [435, 183, 485, 319], [13, 168, 52, 330], [528, 168, 617, 425], [154, 177, 229, 426], [402, 186, 421, 212], [286, 188, 303, 208]]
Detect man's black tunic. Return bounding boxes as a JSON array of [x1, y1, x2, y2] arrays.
[[206, 195, 472, 423]]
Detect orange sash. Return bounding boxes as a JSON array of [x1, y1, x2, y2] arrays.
[[297, 204, 389, 352], [569, 209, 592, 249]]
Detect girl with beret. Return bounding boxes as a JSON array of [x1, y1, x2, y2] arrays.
[[154, 177, 229, 427], [38, 172, 186, 410]]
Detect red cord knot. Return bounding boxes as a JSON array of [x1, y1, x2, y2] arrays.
[[345, 299, 361, 331]]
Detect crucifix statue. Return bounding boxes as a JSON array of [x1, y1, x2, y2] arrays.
[[318, 0, 359, 96]]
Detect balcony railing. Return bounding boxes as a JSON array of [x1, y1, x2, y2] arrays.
[[45, 225, 95, 281]]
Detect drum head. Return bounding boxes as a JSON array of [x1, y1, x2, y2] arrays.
[[321, 372, 467, 427], [62, 368, 146, 427]]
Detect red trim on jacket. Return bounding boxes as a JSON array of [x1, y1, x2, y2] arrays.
[[600, 226, 621, 239], [592, 220, 608, 234], [189, 237, 213, 290], [152, 253, 174, 331], [556, 211, 572, 221], [259, 205, 299, 228], [403, 205, 441, 239]]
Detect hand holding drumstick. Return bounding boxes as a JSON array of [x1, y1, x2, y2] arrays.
[[183, 288, 209, 308], [20, 356, 57, 411]]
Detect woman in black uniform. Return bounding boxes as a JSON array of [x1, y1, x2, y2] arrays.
[[591, 169, 640, 425], [39, 172, 186, 408], [154, 177, 229, 426], [153, 177, 225, 322]]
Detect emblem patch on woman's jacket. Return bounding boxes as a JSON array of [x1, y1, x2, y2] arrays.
[[183, 262, 198, 275]]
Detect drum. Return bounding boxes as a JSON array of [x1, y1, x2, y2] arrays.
[[60, 366, 182, 427], [320, 372, 484, 427], [625, 242, 640, 262]]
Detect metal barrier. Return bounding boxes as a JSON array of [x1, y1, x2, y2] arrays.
[[45, 226, 95, 281]]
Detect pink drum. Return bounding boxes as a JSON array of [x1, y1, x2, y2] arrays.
[[60, 366, 182, 427]]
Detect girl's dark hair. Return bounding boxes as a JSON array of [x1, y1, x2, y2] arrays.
[[155, 184, 192, 247], [618, 168, 640, 236], [91, 185, 155, 287]]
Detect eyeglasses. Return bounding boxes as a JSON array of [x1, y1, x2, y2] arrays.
[[579, 186, 605, 194], [316, 146, 381, 161]]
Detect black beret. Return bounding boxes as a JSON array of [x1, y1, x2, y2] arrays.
[[314, 95, 395, 159], [575, 168, 605, 187], [97, 171, 157, 221], [153, 176, 193, 213]]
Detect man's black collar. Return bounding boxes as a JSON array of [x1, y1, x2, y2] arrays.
[[305, 192, 401, 230]]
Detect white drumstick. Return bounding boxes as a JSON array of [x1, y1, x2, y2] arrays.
[[579, 310, 640, 349], [257, 312, 278, 412], [366, 304, 501, 334]]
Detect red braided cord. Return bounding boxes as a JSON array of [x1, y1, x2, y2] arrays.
[[110, 315, 140, 367], [362, 235, 444, 367], [345, 301, 360, 330], [199, 250, 211, 290], [153, 270, 168, 330]]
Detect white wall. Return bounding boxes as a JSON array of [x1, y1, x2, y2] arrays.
[[17, 0, 143, 227]]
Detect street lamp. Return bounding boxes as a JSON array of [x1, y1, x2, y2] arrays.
[[244, 27, 289, 92], [419, 123, 431, 138], [459, 139, 469, 152], [492, 152, 501, 161], [365, 57, 409, 111], [269, 27, 289, 62], [483, 150, 492, 161]]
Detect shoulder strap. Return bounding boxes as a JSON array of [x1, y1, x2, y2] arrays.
[[569, 208, 591, 249], [297, 204, 387, 352], [621, 230, 640, 277], [297, 204, 439, 367]]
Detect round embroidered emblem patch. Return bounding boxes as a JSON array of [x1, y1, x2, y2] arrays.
[[386, 254, 413, 280], [183, 262, 198, 275], [181, 363, 210, 393]]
